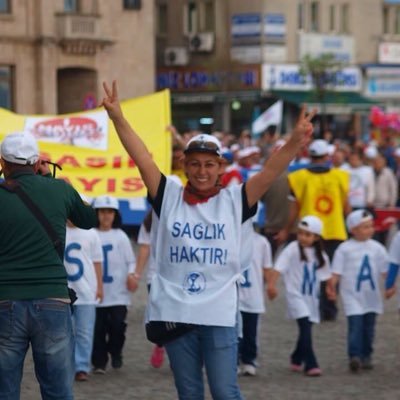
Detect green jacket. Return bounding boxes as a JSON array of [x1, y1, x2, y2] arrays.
[[0, 170, 97, 300]]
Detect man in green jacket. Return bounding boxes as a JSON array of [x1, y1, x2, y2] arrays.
[[0, 132, 97, 400]]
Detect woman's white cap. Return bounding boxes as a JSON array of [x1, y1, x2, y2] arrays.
[[346, 209, 373, 231], [92, 195, 119, 210], [298, 215, 323, 236]]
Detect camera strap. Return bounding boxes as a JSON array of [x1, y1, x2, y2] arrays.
[[0, 179, 63, 260]]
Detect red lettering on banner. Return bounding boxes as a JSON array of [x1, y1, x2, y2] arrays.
[[107, 178, 116, 192], [86, 157, 107, 168], [113, 156, 122, 168], [78, 178, 102, 191], [57, 155, 81, 168], [122, 177, 144, 192], [128, 158, 136, 168]]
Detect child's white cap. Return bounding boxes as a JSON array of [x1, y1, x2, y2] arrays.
[[92, 195, 119, 210], [346, 209, 373, 231], [298, 215, 323, 236], [364, 146, 378, 159]]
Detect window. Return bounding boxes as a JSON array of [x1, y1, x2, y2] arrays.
[[341, 4, 349, 33], [383, 6, 390, 34], [0, 66, 14, 111], [123, 0, 141, 11], [184, 0, 215, 34], [329, 4, 335, 31], [0, 0, 10, 13], [64, 0, 78, 12], [298, 2, 304, 30], [310, 1, 319, 32], [203, 1, 215, 32], [157, 3, 167, 35], [395, 7, 400, 34]]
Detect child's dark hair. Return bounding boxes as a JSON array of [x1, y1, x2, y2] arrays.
[[95, 209, 122, 229], [298, 237, 325, 269]]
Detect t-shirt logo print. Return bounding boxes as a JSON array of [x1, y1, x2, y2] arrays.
[[183, 272, 206, 295]]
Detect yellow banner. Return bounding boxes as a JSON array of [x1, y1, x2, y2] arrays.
[[0, 90, 171, 198]]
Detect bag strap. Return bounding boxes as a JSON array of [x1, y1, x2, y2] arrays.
[[0, 179, 63, 260]]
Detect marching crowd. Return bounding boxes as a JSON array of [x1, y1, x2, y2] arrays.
[[2, 81, 400, 400]]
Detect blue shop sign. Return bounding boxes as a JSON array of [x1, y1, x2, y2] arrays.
[[231, 14, 262, 38]]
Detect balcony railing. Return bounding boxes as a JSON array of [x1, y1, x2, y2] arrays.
[[57, 14, 100, 40]]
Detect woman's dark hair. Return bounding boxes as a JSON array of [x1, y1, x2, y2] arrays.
[[298, 237, 325, 269], [95, 209, 122, 229], [143, 209, 152, 233]]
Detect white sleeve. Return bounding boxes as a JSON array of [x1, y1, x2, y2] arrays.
[[388, 233, 400, 264], [90, 230, 104, 263], [318, 253, 331, 281], [366, 168, 375, 205], [262, 237, 273, 269], [377, 243, 389, 274], [119, 230, 136, 273], [274, 243, 293, 273], [331, 244, 345, 275], [137, 224, 151, 245]]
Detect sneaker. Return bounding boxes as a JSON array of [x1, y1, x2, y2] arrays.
[[150, 345, 165, 369], [305, 367, 322, 377], [290, 363, 303, 372], [361, 357, 374, 370], [75, 371, 89, 382], [241, 364, 257, 376], [111, 355, 123, 369], [349, 357, 361, 372], [93, 367, 106, 375]]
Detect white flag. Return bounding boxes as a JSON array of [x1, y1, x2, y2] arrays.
[[252, 100, 283, 135]]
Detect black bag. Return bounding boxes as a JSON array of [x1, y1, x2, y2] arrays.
[[145, 321, 196, 346]]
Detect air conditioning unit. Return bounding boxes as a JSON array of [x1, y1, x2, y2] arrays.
[[188, 32, 215, 52], [164, 47, 189, 66]]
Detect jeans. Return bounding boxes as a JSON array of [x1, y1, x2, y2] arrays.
[[72, 304, 96, 373], [347, 313, 376, 360], [165, 325, 243, 400], [238, 312, 259, 366], [0, 300, 74, 400], [92, 305, 127, 369], [291, 317, 319, 371]]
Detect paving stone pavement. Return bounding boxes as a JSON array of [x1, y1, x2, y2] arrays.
[[20, 281, 400, 400]]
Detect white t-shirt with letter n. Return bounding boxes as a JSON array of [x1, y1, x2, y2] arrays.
[[274, 241, 331, 323], [331, 238, 388, 316]]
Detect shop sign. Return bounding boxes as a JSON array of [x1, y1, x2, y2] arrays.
[[262, 64, 362, 92], [156, 66, 260, 92], [231, 45, 286, 63], [365, 67, 400, 98], [264, 14, 286, 42], [379, 42, 400, 64], [298, 33, 354, 63], [231, 14, 262, 38]]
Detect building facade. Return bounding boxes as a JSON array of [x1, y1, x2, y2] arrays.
[[155, 0, 400, 136], [0, 0, 155, 115]]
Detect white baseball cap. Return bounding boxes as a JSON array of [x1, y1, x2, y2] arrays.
[[364, 146, 378, 159], [346, 209, 373, 231], [1, 132, 39, 165], [308, 139, 329, 157], [92, 195, 119, 210], [184, 134, 222, 157], [298, 215, 323, 236]]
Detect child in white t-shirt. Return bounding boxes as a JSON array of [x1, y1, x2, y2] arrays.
[[238, 229, 272, 376], [91, 195, 137, 373], [329, 209, 388, 372], [64, 222, 104, 382], [268, 215, 331, 377]]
